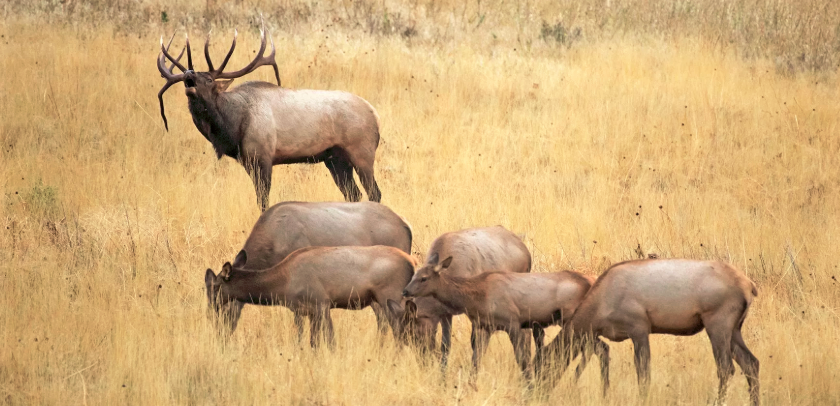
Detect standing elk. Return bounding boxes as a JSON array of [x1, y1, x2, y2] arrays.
[[157, 22, 383, 211], [205, 246, 415, 347], [214, 201, 412, 333], [401, 258, 595, 382], [536, 259, 760, 406], [385, 226, 531, 368]]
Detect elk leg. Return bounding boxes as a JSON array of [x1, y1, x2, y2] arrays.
[[533, 325, 545, 355], [259, 164, 272, 212], [293, 312, 305, 342], [531, 324, 545, 376], [732, 328, 760, 406], [573, 339, 590, 382], [347, 153, 381, 202], [370, 302, 390, 336], [535, 332, 577, 390], [573, 336, 603, 385], [470, 325, 491, 382], [595, 338, 611, 397], [322, 308, 335, 349], [440, 314, 454, 370], [325, 158, 362, 202], [426, 321, 440, 354], [309, 310, 323, 348], [507, 327, 532, 381], [243, 157, 272, 212], [631, 334, 651, 398], [530, 325, 549, 378], [519, 327, 532, 364], [707, 325, 735, 404]]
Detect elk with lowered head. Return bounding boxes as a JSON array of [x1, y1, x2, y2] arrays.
[[205, 246, 415, 347], [385, 226, 531, 368], [536, 259, 760, 406], [157, 21, 383, 211], [401, 255, 596, 382], [215, 201, 413, 333], [386, 296, 451, 355]]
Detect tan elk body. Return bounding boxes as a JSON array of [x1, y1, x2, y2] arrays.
[[402, 257, 594, 380], [205, 246, 415, 347], [158, 24, 382, 210], [218, 201, 412, 332], [537, 259, 760, 406], [387, 226, 531, 366]]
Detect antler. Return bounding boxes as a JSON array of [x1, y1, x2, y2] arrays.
[[185, 33, 194, 71], [157, 36, 189, 131], [212, 29, 237, 75], [162, 33, 186, 74], [161, 35, 188, 73], [156, 19, 281, 132], [213, 18, 280, 86], [204, 30, 215, 72]]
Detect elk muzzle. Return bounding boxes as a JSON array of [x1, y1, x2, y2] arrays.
[[183, 70, 197, 88]]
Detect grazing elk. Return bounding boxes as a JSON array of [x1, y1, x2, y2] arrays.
[[536, 259, 760, 406], [386, 226, 531, 368], [215, 201, 412, 333], [157, 22, 383, 211], [205, 246, 415, 347], [387, 296, 452, 355], [401, 258, 595, 381]]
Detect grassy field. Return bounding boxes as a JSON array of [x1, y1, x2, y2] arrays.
[[1, 1, 840, 404]]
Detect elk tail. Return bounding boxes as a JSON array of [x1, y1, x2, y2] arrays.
[[735, 281, 758, 333], [398, 214, 415, 259]]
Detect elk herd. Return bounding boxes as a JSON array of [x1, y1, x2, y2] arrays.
[[158, 21, 760, 406]]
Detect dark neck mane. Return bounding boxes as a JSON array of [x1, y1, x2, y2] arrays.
[[187, 92, 243, 159]]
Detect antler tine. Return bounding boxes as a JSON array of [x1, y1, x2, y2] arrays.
[[168, 46, 186, 73], [163, 33, 187, 73], [164, 32, 176, 52], [185, 33, 194, 71], [204, 30, 215, 72], [216, 23, 274, 81], [161, 36, 188, 73], [268, 36, 281, 86], [156, 51, 187, 132], [214, 29, 238, 75], [157, 81, 177, 131], [257, 15, 280, 86]]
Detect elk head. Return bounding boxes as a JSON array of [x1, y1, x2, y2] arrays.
[[402, 256, 453, 298], [204, 250, 248, 332], [157, 20, 281, 131], [386, 298, 438, 352], [204, 262, 233, 313]]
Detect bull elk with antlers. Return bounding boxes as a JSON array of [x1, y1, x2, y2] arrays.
[[157, 22, 383, 211]]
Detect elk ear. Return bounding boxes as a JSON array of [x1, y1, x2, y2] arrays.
[[404, 299, 418, 318], [386, 299, 402, 316], [220, 262, 233, 281], [439, 256, 453, 269], [232, 250, 247, 268], [215, 79, 234, 92], [205, 268, 217, 287]]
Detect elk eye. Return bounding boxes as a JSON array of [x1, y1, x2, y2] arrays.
[[420, 277, 427, 282]]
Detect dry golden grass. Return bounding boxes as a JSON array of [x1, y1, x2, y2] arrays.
[[1, 2, 840, 404]]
